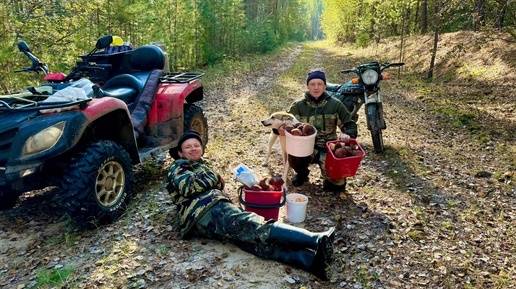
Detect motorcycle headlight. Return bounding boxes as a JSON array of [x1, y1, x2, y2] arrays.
[[362, 69, 379, 85], [23, 121, 65, 156]]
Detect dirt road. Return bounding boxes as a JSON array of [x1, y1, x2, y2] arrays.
[[1, 32, 515, 289]]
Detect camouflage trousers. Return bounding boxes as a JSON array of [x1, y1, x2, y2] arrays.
[[190, 201, 281, 258]]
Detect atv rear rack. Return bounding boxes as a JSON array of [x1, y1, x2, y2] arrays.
[[160, 72, 204, 83]]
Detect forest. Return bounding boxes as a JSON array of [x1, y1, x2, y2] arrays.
[[0, 0, 514, 93]]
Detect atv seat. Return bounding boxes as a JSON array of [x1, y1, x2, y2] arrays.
[[96, 45, 165, 111], [128, 45, 165, 84], [97, 74, 143, 104]]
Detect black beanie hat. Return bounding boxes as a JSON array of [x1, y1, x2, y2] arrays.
[[178, 131, 203, 149], [306, 70, 326, 85], [170, 131, 203, 159]]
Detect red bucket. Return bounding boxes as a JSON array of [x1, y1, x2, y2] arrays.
[[325, 139, 365, 179], [238, 187, 286, 221]]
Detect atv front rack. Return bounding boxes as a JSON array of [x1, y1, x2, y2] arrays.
[[160, 72, 204, 83], [0, 97, 91, 111]]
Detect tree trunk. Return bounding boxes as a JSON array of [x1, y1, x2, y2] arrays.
[[414, 0, 420, 34], [421, 0, 428, 33], [399, 7, 406, 69], [473, 0, 487, 31], [494, 0, 506, 30], [427, 0, 440, 81], [244, 0, 258, 20]]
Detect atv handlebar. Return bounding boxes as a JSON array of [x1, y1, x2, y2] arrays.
[[63, 63, 112, 82], [15, 65, 49, 74], [16, 41, 50, 75], [16, 35, 115, 82]]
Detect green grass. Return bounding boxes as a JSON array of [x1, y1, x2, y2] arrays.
[[33, 267, 75, 288], [353, 263, 380, 287]]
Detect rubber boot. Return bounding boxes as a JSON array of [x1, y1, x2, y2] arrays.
[[288, 155, 311, 186], [291, 173, 309, 186], [323, 179, 346, 193], [271, 238, 334, 280], [268, 223, 335, 250]]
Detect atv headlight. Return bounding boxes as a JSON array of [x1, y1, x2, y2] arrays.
[[362, 69, 379, 85], [23, 121, 65, 156]]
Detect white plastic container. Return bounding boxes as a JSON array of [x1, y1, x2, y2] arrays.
[[233, 163, 258, 188], [286, 193, 308, 223], [285, 129, 317, 157]]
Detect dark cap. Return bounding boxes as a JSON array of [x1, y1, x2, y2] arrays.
[[178, 131, 202, 148], [170, 131, 203, 159], [306, 70, 326, 85]]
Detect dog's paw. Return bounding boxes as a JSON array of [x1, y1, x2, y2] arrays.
[[262, 161, 269, 167]]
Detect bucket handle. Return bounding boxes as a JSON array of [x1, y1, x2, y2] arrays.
[[238, 186, 287, 209]]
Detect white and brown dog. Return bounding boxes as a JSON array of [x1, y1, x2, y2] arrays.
[[261, 111, 299, 183]]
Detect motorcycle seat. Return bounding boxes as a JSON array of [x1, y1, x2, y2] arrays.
[[326, 82, 341, 92]]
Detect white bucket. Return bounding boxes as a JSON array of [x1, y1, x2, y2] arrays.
[[285, 129, 317, 157], [286, 193, 308, 223]]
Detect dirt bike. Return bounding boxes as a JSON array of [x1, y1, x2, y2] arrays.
[[0, 35, 208, 228], [326, 61, 404, 153]]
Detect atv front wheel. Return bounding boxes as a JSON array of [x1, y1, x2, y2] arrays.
[[184, 104, 208, 146], [61, 140, 134, 228], [0, 189, 21, 210]]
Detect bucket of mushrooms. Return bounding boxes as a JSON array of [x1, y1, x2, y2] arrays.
[[325, 139, 365, 179], [285, 123, 317, 157]]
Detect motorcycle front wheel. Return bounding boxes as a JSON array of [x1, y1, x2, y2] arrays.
[[366, 104, 384, 153]]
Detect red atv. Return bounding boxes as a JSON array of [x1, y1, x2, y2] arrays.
[[0, 35, 208, 227]]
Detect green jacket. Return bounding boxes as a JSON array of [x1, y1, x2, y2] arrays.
[[167, 158, 230, 238], [288, 91, 358, 149]]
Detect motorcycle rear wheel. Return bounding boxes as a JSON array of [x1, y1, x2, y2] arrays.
[[366, 105, 384, 153]]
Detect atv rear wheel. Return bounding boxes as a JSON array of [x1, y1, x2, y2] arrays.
[[0, 189, 21, 210], [184, 104, 208, 146], [61, 140, 134, 228]]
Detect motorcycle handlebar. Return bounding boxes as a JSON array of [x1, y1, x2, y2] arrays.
[[340, 69, 356, 74], [383, 62, 405, 68], [340, 62, 405, 76]]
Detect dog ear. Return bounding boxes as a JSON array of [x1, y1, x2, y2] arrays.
[[282, 115, 293, 121]]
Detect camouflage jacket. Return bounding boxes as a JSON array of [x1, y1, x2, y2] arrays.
[[167, 158, 230, 238], [288, 91, 358, 149]]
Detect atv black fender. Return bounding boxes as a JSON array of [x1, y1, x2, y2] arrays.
[[80, 98, 140, 164], [4, 98, 139, 186]]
